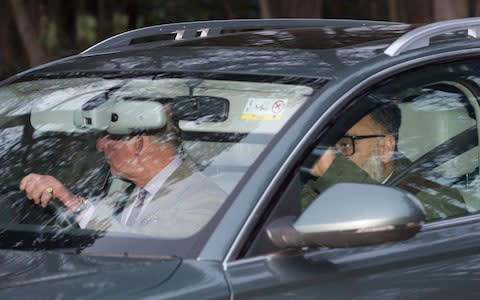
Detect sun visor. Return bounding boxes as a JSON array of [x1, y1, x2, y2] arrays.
[[31, 109, 84, 132]]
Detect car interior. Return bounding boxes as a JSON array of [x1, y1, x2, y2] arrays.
[[398, 80, 480, 212], [296, 77, 480, 221]]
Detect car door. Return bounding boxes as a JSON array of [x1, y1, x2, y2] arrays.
[[224, 57, 480, 299], [226, 219, 480, 299]]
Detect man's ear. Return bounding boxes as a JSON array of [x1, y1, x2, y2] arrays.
[[134, 135, 144, 155], [381, 135, 396, 163], [163, 103, 173, 118]]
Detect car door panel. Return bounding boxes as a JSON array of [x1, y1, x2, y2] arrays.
[[227, 216, 480, 299]]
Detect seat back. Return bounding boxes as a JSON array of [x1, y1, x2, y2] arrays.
[[183, 141, 264, 193], [398, 92, 480, 211]]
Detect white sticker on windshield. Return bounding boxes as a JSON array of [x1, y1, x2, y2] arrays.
[[241, 98, 288, 120]]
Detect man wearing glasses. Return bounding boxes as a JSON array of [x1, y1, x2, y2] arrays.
[[302, 103, 468, 220]]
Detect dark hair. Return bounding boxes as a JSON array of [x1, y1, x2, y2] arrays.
[[370, 103, 401, 144]]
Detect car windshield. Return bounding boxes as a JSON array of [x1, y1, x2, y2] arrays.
[[0, 74, 321, 258]]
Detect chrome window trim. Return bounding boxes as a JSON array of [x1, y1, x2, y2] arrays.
[[423, 212, 480, 230], [222, 48, 480, 271], [226, 254, 273, 268]]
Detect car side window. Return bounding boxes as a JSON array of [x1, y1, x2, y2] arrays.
[[301, 61, 480, 221]]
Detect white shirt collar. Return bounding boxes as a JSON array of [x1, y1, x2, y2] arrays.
[[121, 155, 183, 225]]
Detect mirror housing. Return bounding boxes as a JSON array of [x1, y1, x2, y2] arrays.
[[267, 183, 425, 249], [74, 100, 167, 135]]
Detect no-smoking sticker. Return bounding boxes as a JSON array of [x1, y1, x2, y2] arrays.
[[241, 98, 288, 120], [272, 100, 286, 114]]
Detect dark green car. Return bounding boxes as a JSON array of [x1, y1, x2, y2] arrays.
[[1, 18, 480, 299]]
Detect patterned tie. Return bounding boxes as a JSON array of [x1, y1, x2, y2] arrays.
[[126, 188, 148, 226]]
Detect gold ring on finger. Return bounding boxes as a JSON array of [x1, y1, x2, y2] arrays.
[[46, 187, 54, 197]]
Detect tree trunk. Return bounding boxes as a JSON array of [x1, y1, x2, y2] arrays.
[[261, 0, 323, 18], [0, 1, 13, 65], [405, 0, 433, 23], [223, 0, 235, 19], [97, 0, 114, 40], [126, 0, 138, 30], [354, 0, 389, 21], [260, 0, 272, 18], [60, 0, 77, 50], [8, 0, 48, 66], [433, 0, 469, 20], [475, 0, 480, 17], [0, 1, 18, 80], [388, 0, 400, 21]]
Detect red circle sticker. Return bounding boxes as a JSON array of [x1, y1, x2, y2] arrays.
[[272, 100, 286, 114]]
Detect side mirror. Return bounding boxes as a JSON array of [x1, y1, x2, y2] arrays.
[[267, 183, 425, 249]]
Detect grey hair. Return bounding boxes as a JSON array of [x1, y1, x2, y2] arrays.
[[149, 117, 181, 148]]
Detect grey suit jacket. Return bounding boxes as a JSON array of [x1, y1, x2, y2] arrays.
[[86, 160, 227, 238]]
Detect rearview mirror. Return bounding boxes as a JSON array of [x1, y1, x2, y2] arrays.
[[267, 183, 425, 249], [172, 96, 229, 122]]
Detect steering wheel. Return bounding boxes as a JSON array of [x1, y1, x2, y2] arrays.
[[0, 184, 79, 229]]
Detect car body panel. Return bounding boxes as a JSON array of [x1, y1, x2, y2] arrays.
[[0, 250, 231, 299], [0, 250, 182, 298], [226, 215, 480, 299]]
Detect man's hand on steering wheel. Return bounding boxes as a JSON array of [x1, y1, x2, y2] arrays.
[[19, 173, 81, 212]]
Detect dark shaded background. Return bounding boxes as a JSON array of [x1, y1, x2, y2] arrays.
[[1, 0, 479, 80]]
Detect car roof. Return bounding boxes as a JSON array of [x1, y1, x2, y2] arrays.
[[82, 19, 408, 52], [15, 19, 410, 80], [12, 18, 480, 80]]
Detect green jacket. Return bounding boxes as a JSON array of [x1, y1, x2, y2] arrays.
[[302, 154, 468, 220]]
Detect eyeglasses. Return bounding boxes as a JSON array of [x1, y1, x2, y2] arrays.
[[335, 135, 386, 156]]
